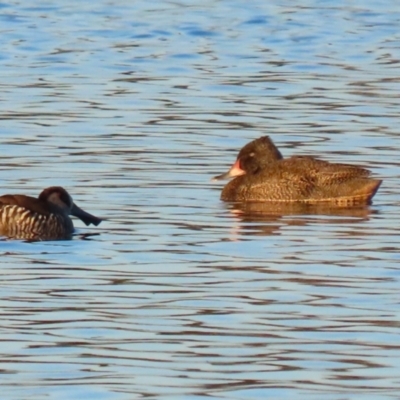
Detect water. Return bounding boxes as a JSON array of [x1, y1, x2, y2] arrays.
[[0, 0, 400, 399]]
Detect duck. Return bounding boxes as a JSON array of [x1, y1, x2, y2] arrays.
[[212, 136, 381, 205], [0, 186, 102, 240]]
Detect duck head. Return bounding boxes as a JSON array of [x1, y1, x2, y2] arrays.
[[212, 136, 283, 180], [39, 187, 102, 226]]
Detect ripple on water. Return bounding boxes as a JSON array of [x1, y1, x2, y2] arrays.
[[0, 0, 399, 399]]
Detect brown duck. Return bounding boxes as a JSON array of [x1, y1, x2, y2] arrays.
[[0, 186, 102, 240], [213, 136, 381, 205]]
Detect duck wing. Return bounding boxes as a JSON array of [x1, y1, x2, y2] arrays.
[[283, 156, 371, 183], [0, 194, 54, 215]]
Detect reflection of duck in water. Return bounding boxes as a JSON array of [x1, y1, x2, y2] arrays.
[[228, 201, 375, 219], [0, 187, 102, 240], [213, 136, 381, 205], [224, 201, 375, 237]]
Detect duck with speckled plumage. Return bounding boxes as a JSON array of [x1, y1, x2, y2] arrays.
[[213, 136, 381, 205]]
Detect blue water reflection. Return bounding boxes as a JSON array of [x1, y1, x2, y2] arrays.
[[0, 0, 399, 399]]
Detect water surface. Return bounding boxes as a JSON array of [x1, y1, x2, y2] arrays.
[[0, 1, 400, 399]]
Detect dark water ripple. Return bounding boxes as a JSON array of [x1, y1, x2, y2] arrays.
[[0, 0, 400, 399]]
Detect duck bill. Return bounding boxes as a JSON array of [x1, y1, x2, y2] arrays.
[[212, 160, 245, 181], [71, 203, 102, 226]]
